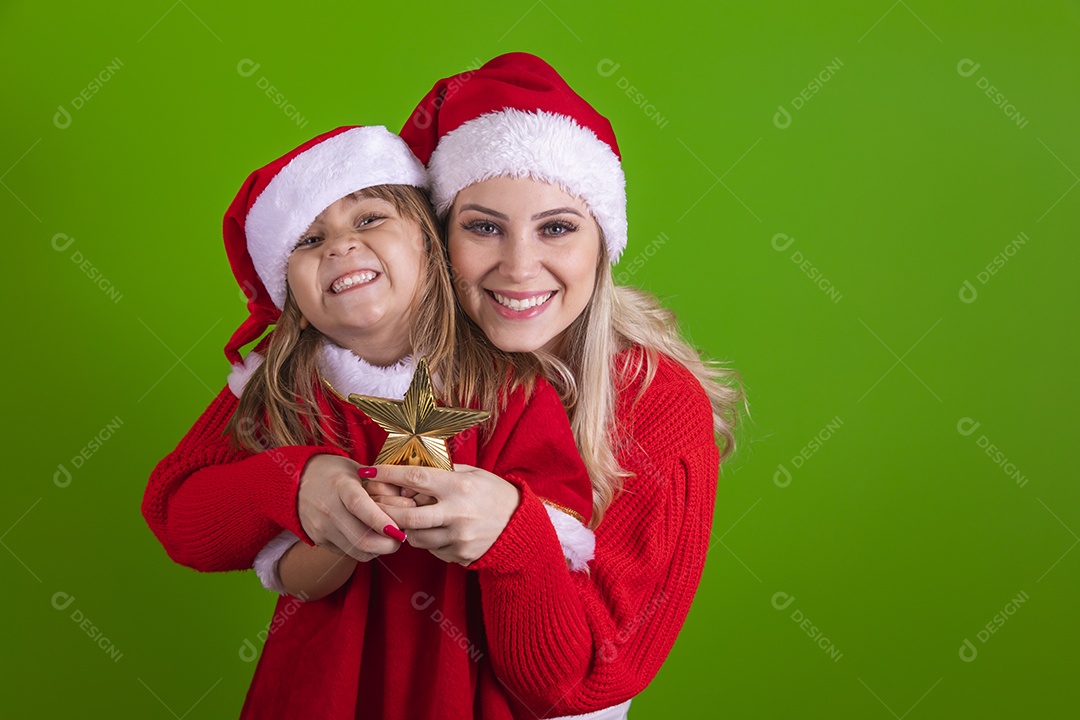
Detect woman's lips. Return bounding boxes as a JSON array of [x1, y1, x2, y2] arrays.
[[486, 289, 555, 319]]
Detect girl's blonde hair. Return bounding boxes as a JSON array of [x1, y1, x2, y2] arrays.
[[446, 232, 742, 527], [227, 184, 455, 453]]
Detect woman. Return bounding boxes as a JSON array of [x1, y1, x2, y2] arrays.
[[355, 52, 741, 718]]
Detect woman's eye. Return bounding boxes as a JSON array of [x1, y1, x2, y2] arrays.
[[542, 220, 578, 237], [462, 220, 501, 236]]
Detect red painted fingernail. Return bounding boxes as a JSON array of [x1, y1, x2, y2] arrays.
[[357, 466, 377, 479], [383, 525, 407, 543]]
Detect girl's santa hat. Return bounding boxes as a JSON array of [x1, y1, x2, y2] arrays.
[[222, 126, 427, 364], [399, 52, 628, 263]]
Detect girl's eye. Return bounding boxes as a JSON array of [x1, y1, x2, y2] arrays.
[[294, 235, 322, 249], [356, 213, 387, 228], [542, 220, 578, 237], [461, 219, 501, 236]]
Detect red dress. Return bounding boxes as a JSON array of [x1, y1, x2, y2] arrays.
[[142, 347, 718, 718]]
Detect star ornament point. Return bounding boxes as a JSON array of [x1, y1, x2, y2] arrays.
[[347, 358, 490, 471]]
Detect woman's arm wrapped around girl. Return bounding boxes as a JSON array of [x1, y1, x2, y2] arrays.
[[143, 378, 405, 574], [141, 385, 342, 572]]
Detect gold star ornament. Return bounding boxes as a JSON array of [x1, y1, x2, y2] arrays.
[[347, 358, 490, 472]]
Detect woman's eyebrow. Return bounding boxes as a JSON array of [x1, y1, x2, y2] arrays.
[[459, 203, 509, 220], [531, 207, 584, 220]]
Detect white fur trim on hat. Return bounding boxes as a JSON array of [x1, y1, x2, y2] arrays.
[[226, 343, 415, 399], [227, 351, 266, 398], [428, 109, 627, 262], [544, 503, 595, 572], [246, 126, 428, 308]]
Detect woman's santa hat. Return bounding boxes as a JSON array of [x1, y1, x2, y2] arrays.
[[222, 125, 427, 364], [399, 52, 628, 263]]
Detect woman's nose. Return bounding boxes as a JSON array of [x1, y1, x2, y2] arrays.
[[498, 235, 541, 282]]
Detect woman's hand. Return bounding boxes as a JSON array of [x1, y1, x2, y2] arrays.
[[296, 454, 406, 562], [377, 464, 521, 565]]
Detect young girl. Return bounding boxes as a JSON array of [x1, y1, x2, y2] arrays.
[[142, 125, 595, 719]]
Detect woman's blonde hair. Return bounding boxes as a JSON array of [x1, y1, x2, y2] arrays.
[[446, 231, 742, 527], [227, 184, 455, 453]]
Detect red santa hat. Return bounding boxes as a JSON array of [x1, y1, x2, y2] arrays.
[[222, 126, 427, 364], [399, 52, 627, 262]]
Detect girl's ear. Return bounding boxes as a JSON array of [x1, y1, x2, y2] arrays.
[[299, 315, 310, 330]]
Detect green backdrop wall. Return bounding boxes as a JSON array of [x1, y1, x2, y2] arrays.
[[2, 1, 1076, 717]]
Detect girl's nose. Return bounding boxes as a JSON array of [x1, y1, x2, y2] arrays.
[[325, 230, 360, 256]]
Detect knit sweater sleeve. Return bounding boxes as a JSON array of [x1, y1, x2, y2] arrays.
[[141, 386, 348, 572], [469, 358, 719, 716], [477, 378, 594, 526]]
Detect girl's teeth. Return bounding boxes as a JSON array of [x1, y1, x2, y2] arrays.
[[492, 291, 553, 310], [332, 272, 376, 293]]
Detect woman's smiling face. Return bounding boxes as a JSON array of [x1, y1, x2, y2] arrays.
[[447, 176, 601, 354]]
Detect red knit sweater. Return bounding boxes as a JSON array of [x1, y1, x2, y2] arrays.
[[468, 351, 719, 717], [141, 349, 718, 718]]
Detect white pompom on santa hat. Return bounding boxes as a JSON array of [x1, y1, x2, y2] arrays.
[[221, 126, 427, 365], [399, 52, 628, 263]]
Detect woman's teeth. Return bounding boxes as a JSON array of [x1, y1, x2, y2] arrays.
[[331, 271, 377, 294], [491, 291, 553, 310]]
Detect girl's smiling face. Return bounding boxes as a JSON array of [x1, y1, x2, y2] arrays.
[[287, 192, 425, 365], [447, 176, 601, 355]]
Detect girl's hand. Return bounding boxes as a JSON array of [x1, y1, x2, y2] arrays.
[[297, 454, 406, 562], [364, 478, 418, 508], [377, 464, 521, 565], [365, 479, 437, 507]]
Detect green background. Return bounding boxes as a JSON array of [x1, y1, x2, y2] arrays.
[[2, 1, 1076, 717]]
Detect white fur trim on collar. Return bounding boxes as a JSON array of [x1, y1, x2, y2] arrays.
[[246, 126, 428, 308], [226, 344, 414, 400], [428, 109, 627, 262], [316, 343, 414, 400], [544, 504, 595, 572]]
